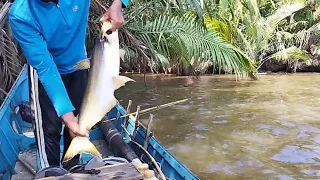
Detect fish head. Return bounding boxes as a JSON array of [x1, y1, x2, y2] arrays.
[[99, 21, 126, 61], [100, 21, 119, 45], [100, 21, 112, 40]]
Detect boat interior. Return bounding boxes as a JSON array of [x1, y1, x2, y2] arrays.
[[0, 65, 199, 180]]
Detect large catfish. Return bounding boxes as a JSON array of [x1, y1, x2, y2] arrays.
[[63, 22, 134, 163]]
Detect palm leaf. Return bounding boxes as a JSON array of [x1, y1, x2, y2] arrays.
[[204, 16, 234, 44], [128, 13, 256, 77], [0, 26, 24, 104], [269, 46, 311, 62]]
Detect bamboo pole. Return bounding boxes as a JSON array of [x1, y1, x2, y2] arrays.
[[101, 98, 189, 123], [131, 141, 166, 180]]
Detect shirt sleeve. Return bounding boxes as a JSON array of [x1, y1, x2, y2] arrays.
[[121, 0, 129, 7], [9, 15, 75, 118]]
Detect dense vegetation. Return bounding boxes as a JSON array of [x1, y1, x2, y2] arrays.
[[1, 0, 320, 103], [88, 0, 320, 77]]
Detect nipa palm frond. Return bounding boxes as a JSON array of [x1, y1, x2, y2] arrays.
[[269, 46, 311, 62], [204, 16, 234, 44], [128, 13, 256, 77], [0, 27, 24, 104]]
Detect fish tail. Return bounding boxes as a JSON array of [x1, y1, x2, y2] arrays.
[[62, 136, 101, 163]]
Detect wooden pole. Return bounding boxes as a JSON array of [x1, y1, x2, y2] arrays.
[[132, 106, 140, 140], [143, 114, 154, 150], [124, 100, 132, 128]]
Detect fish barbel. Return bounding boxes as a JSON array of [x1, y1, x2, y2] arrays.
[[62, 22, 134, 162]]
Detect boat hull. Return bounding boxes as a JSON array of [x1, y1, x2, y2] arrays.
[[0, 65, 199, 180]]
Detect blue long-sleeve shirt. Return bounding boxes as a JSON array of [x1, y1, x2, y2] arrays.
[[9, 0, 128, 117]]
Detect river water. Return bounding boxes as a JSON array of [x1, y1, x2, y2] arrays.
[[116, 73, 320, 180]]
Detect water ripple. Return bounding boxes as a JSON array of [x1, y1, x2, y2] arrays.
[[194, 124, 209, 131], [301, 169, 320, 176], [299, 125, 320, 134], [272, 145, 320, 164], [275, 175, 295, 180], [117, 73, 320, 179], [213, 120, 228, 124], [262, 169, 275, 174], [197, 107, 208, 111], [272, 127, 288, 135], [195, 134, 206, 139], [281, 121, 296, 128]]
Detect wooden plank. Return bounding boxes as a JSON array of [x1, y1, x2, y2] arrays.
[[12, 150, 37, 180], [37, 163, 143, 180]]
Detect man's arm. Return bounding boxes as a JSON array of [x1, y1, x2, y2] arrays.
[[9, 15, 75, 118]]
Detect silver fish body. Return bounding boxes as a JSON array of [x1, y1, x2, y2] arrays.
[[63, 24, 134, 162]]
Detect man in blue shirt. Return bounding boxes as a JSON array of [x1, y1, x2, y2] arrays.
[[9, 0, 128, 169]]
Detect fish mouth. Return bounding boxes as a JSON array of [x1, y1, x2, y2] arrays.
[[100, 36, 107, 42], [100, 29, 111, 42], [99, 35, 111, 46]]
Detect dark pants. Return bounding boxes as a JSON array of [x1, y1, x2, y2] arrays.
[[28, 66, 88, 169]]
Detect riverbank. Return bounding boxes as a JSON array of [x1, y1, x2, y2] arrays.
[[121, 58, 320, 77], [122, 62, 320, 79], [258, 59, 320, 73]]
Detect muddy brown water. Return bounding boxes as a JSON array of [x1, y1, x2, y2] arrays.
[[115, 73, 320, 180]]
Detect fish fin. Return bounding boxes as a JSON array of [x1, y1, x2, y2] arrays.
[[62, 137, 101, 163], [113, 76, 135, 90], [119, 49, 126, 61], [73, 58, 90, 70]]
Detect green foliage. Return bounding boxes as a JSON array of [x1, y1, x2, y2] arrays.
[[269, 46, 311, 62], [201, 0, 312, 69], [204, 16, 234, 44], [3, 0, 318, 103], [87, 0, 256, 77]]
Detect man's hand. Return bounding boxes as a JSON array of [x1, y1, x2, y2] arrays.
[[100, 0, 124, 32], [62, 112, 89, 138]]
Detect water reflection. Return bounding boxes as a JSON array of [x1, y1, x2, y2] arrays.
[[116, 73, 320, 179]]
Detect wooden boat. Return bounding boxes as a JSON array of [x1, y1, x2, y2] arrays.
[[0, 65, 199, 180]]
